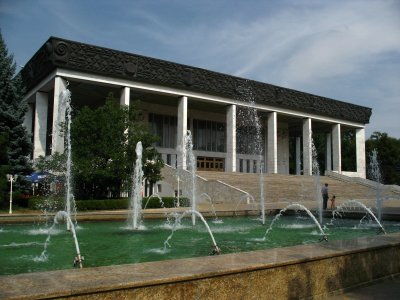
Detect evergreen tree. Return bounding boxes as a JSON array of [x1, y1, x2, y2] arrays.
[[0, 31, 33, 205]]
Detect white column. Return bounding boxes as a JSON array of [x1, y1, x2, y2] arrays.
[[332, 123, 342, 173], [33, 92, 48, 159], [23, 103, 33, 133], [267, 112, 277, 174], [120, 86, 130, 106], [326, 132, 332, 172], [296, 137, 301, 175], [302, 118, 312, 176], [356, 128, 366, 178], [51, 76, 68, 154], [177, 96, 188, 169], [226, 104, 236, 172]]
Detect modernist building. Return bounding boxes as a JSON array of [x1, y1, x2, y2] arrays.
[[21, 37, 371, 178]]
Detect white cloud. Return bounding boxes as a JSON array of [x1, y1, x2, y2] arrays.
[[1, 0, 399, 137]]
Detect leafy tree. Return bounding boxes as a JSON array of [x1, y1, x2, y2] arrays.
[[366, 132, 400, 185], [71, 93, 160, 199], [35, 152, 67, 174], [142, 147, 164, 196], [0, 31, 32, 206], [341, 130, 356, 172]]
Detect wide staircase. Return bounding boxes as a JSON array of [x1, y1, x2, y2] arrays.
[[196, 171, 399, 205]]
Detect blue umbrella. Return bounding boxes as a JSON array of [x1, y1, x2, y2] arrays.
[[25, 171, 53, 183]]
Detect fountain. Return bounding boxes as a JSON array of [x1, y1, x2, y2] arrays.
[[37, 211, 84, 268], [236, 85, 265, 225], [183, 131, 197, 226], [163, 210, 221, 255], [2, 85, 400, 298], [234, 193, 257, 215], [198, 193, 220, 222], [143, 193, 164, 210], [52, 86, 77, 230], [369, 149, 384, 221], [130, 141, 144, 230], [311, 138, 324, 224], [330, 199, 386, 234], [34, 86, 84, 267], [263, 203, 327, 241]]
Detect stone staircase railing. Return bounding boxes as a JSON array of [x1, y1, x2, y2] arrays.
[[325, 170, 400, 195], [161, 165, 248, 204]]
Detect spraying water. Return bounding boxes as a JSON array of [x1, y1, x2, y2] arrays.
[[368, 149, 383, 221], [59, 87, 76, 230], [311, 138, 323, 224], [263, 203, 327, 241], [236, 83, 265, 224], [184, 131, 197, 225], [199, 193, 220, 222], [38, 211, 84, 268], [163, 210, 221, 255], [331, 199, 386, 234], [130, 141, 144, 229]]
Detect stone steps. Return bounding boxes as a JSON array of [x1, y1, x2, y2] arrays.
[[197, 171, 381, 203]]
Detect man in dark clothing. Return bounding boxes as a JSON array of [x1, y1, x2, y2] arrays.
[[321, 183, 329, 210]]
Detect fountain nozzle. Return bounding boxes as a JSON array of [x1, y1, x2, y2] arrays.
[[377, 228, 386, 235], [319, 235, 328, 242], [210, 245, 221, 256], [73, 254, 84, 268]]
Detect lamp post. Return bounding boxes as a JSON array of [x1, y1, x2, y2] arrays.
[[6, 174, 18, 214]]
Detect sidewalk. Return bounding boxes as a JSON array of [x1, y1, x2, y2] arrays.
[[327, 276, 400, 300]]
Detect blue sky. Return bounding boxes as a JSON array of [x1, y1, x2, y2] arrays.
[[1, 0, 399, 138]]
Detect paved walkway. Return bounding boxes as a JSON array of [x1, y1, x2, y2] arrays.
[[327, 276, 400, 300]]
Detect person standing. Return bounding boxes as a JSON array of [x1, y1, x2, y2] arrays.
[[321, 183, 329, 210], [330, 195, 336, 210]]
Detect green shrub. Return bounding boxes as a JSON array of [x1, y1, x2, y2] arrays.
[[76, 199, 129, 211], [142, 197, 189, 208], [28, 196, 64, 211], [26, 196, 190, 211]]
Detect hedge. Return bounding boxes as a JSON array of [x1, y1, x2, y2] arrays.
[[27, 196, 190, 211]]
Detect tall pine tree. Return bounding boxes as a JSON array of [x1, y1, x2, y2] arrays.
[[0, 31, 32, 206]]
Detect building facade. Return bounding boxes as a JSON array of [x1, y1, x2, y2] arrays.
[[21, 37, 371, 178]]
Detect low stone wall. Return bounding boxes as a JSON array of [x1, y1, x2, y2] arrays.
[[1, 233, 399, 299]]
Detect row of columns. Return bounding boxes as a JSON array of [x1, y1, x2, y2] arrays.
[[28, 78, 366, 178]]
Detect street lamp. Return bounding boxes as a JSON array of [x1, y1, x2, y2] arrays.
[[6, 174, 18, 214]]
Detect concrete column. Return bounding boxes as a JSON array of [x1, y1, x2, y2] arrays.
[[277, 123, 289, 174], [24, 103, 34, 136], [267, 112, 278, 174], [51, 77, 68, 154], [226, 104, 236, 172], [296, 137, 301, 175], [326, 132, 332, 172], [356, 128, 366, 178], [302, 118, 312, 176], [33, 92, 48, 159], [332, 123, 342, 173], [177, 96, 188, 169], [120, 86, 130, 106]]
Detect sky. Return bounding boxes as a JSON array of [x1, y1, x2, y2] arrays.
[[1, 0, 399, 138]]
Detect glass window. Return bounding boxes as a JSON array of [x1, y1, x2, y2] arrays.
[[149, 113, 177, 148], [193, 119, 226, 153]]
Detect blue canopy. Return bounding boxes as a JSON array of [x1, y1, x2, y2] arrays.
[[25, 171, 53, 183]]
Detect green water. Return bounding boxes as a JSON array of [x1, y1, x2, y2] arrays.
[[1, 215, 399, 275]]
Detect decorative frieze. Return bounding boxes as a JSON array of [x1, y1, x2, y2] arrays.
[[21, 37, 372, 124]]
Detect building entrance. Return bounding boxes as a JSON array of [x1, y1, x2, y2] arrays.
[[197, 156, 224, 171]]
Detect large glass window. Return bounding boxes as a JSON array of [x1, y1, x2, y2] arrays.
[[149, 113, 177, 148], [192, 119, 226, 152]]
